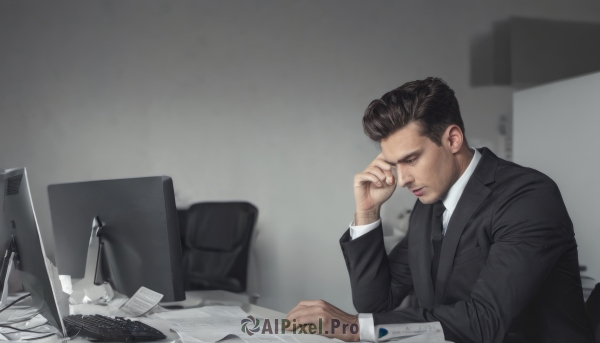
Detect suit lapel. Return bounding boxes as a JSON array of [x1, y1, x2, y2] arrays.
[[434, 148, 497, 304]]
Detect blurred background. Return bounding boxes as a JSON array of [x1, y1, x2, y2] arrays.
[[1, 0, 600, 313]]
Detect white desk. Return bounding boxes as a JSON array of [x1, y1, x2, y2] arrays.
[[160, 290, 332, 343], [160, 290, 282, 317], [70, 290, 332, 343], [159, 291, 451, 343]]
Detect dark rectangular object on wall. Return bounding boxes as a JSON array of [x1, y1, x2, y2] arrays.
[[511, 17, 600, 88], [470, 17, 600, 88]]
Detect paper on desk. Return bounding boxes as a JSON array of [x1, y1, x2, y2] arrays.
[[0, 333, 59, 343], [153, 306, 248, 343], [198, 335, 304, 343], [29, 333, 59, 343], [0, 336, 58, 343], [0, 292, 45, 324], [70, 291, 128, 316], [375, 322, 444, 343], [155, 306, 305, 343], [0, 305, 39, 324], [2, 313, 48, 330], [0, 313, 59, 341], [121, 287, 164, 317], [240, 334, 300, 343], [154, 306, 247, 322], [69, 288, 165, 317], [107, 295, 129, 309], [172, 328, 240, 343]]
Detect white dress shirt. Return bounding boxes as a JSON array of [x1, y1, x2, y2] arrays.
[[349, 148, 481, 341]]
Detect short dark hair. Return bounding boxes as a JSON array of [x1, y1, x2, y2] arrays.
[[362, 77, 465, 145]]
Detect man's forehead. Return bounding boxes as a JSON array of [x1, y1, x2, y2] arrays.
[[380, 124, 427, 161]]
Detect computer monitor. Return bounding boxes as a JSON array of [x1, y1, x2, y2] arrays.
[[48, 176, 185, 302], [0, 168, 67, 335]]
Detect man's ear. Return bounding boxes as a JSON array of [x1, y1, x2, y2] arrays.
[[445, 125, 463, 153]]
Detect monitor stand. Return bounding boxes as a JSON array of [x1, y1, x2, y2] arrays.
[[70, 216, 114, 305], [0, 237, 21, 308]]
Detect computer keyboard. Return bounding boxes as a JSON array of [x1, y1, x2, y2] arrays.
[[63, 314, 167, 342]]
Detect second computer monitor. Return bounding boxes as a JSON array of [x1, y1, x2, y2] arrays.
[[1, 168, 67, 335], [48, 176, 185, 302]]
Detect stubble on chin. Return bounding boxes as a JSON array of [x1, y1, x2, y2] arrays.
[[419, 197, 436, 205], [417, 190, 444, 205]]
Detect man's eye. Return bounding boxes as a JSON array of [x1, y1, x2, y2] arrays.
[[406, 159, 414, 164]]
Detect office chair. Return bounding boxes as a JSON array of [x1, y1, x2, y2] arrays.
[[179, 202, 258, 295], [586, 283, 600, 343], [177, 209, 188, 250]]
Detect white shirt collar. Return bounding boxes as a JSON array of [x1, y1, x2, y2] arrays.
[[441, 148, 482, 214]]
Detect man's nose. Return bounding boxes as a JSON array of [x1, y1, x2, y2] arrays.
[[396, 167, 413, 188]]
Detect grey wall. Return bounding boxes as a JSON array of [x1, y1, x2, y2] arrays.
[[514, 71, 600, 282], [1, 0, 600, 313]]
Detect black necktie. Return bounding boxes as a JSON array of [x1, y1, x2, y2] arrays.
[[431, 200, 446, 290]]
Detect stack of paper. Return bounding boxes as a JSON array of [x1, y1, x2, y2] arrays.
[[120, 287, 164, 317], [69, 286, 165, 317], [153, 306, 300, 343], [0, 310, 59, 342]]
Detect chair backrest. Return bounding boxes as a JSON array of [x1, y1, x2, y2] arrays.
[[179, 201, 258, 293], [586, 283, 600, 343]]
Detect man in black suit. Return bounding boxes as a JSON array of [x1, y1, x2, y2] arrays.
[[287, 78, 592, 343]]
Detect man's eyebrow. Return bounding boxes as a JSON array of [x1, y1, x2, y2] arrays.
[[388, 150, 422, 165]]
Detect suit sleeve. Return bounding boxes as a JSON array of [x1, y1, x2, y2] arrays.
[[340, 223, 413, 313], [371, 175, 572, 343]]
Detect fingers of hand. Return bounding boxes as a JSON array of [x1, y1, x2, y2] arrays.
[[370, 160, 395, 183], [366, 156, 393, 181], [384, 168, 395, 185], [355, 171, 394, 189], [367, 166, 395, 186], [294, 312, 323, 326], [287, 300, 329, 321], [287, 302, 358, 341], [298, 299, 328, 307], [354, 172, 384, 188]]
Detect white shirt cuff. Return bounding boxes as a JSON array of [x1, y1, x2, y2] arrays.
[[349, 219, 381, 240], [358, 313, 375, 341]]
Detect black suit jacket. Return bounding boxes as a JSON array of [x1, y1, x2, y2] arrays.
[[340, 148, 592, 343]]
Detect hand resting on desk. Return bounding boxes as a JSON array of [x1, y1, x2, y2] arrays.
[[286, 300, 359, 342]]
